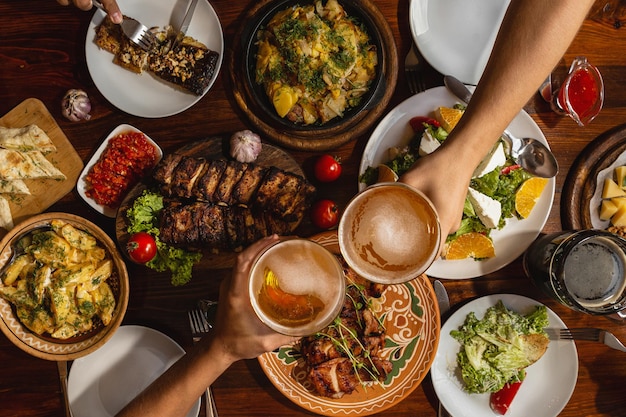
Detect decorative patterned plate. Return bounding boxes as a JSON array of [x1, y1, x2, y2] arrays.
[[258, 231, 440, 416], [0, 213, 129, 361]]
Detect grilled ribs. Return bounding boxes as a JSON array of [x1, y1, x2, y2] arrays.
[[152, 154, 315, 251], [154, 154, 315, 221], [299, 263, 393, 398]]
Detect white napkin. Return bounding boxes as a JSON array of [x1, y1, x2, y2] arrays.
[[410, 0, 429, 36]]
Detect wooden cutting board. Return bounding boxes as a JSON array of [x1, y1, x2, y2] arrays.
[[561, 123, 626, 229], [0, 98, 84, 229], [115, 137, 306, 270]]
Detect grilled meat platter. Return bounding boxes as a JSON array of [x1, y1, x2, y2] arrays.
[[116, 137, 314, 268], [300, 258, 392, 398]]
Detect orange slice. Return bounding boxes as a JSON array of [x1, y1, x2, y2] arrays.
[[515, 177, 549, 219], [436, 106, 464, 132], [377, 164, 399, 183], [445, 232, 495, 260]]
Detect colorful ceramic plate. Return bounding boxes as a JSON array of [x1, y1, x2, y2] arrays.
[[258, 231, 440, 416], [432, 294, 578, 417], [359, 86, 555, 279], [85, 0, 224, 117]]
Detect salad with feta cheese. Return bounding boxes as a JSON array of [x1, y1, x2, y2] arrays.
[[359, 105, 537, 260]]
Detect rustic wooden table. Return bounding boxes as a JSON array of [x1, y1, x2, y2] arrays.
[[1, 1, 625, 416]]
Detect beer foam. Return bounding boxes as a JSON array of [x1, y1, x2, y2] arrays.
[[339, 183, 440, 284], [564, 236, 626, 309], [257, 240, 340, 297]]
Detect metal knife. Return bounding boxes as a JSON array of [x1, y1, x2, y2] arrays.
[[170, 0, 199, 51], [434, 279, 450, 316], [433, 280, 452, 417]]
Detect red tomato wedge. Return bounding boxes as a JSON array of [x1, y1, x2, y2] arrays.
[[490, 379, 524, 415], [409, 116, 440, 133]]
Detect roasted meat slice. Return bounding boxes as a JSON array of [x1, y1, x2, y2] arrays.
[[169, 156, 207, 198], [153, 153, 184, 189], [308, 358, 359, 399], [194, 159, 228, 203], [159, 202, 200, 245], [197, 203, 226, 249], [231, 163, 266, 206], [214, 161, 247, 205]]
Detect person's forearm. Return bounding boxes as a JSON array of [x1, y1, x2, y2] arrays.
[[442, 0, 595, 164], [116, 334, 233, 417]]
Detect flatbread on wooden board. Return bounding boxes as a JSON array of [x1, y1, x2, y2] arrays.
[[0, 196, 14, 230], [0, 125, 56, 154], [0, 149, 66, 180], [0, 180, 30, 195]]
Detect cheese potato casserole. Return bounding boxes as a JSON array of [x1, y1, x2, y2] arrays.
[[255, 0, 378, 125]]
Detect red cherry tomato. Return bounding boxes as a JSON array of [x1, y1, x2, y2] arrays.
[[126, 232, 157, 264], [314, 155, 342, 182], [310, 199, 339, 229], [409, 116, 440, 133]]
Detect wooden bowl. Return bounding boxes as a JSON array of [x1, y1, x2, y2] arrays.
[[229, 0, 398, 151], [0, 213, 129, 361]]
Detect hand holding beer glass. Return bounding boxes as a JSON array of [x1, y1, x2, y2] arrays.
[[338, 182, 441, 285]]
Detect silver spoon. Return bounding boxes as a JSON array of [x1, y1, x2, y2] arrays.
[[443, 75, 559, 178]]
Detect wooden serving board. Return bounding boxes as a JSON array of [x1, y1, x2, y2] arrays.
[[115, 137, 306, 270], [0, 98, 84, 230], [561, 123, 626, 229]]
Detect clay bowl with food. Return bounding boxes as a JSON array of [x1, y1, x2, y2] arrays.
[[0, 213, 129, 361], [229, 0, 398, 151]]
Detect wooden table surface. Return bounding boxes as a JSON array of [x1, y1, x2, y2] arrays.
[[1, 1, 626, 416]]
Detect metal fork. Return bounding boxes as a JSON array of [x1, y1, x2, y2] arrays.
[[188, 308, 219, 417], [93, 0, 156, 51], [405, 44, 426, 95], [547, 328, 626, 353]]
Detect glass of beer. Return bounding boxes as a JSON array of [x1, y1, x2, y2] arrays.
[[338, 182, 441, 285], [523, 230, 626, 320], [248, 238, 346, 336]]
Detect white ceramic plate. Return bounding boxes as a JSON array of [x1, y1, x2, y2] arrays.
[[77, 124, 163, 218], [359, 86, 555, 279], [432, 294, 578, 417], [85, 0, 224, 117], [410, 0, 510, 85], [68, 325, 200, 417]]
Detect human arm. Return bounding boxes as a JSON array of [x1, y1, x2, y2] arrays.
[[116, 235, 295, 417], [400, 0, 595, 240], [56, 0, 122, 24]]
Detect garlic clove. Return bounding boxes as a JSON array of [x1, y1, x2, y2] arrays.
[[62, 89, 92, 122], [230, 130, 262, 163]]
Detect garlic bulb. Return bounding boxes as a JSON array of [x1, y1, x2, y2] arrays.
[[62, 89, 92, 122], [230, 130, 262, 163]]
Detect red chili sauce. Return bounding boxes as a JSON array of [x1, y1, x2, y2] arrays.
[[557, 67, 601, 120], [86, 132, 158, 208]]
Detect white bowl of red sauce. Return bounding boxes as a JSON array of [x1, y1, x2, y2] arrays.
[[77, 124, 162, 218]]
